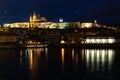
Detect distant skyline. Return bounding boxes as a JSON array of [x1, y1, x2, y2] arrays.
[[0, 0, 120, 25]]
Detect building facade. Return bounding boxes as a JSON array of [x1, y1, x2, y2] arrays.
[[3, 12, 95, 29]]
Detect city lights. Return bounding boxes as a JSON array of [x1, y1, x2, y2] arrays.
[[84, 38, 115, 44]]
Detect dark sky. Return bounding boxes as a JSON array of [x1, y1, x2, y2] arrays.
[[0, 0, 120, 25]]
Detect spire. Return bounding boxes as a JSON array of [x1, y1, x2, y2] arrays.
[[29, 13, 32, 22], [33, 11, 37, 16], [33, 11, 37, 22], [30, 15, 33, 22]]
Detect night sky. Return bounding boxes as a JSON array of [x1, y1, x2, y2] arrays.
[[0, 0, 120, 25]]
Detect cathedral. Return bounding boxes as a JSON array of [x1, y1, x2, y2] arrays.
[[29, 12, 47, 22]]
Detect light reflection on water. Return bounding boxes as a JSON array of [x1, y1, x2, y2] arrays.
[[18, 48, 115, 80], [20, 48, 48, 79], [61, 48, 65, 69], [85, 49, 115, 72], [0, 47, 118, 80]]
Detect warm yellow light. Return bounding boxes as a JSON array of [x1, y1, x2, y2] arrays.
[[72, 48, 74, 63], [61, 48, 65, 66], [28, 40, 33, 44], [61, 40, 66, 44], [29, 49, 33, 70], [82, 49, 85, 62], [82, 23, 92, 28], [85, 23, 90, 28]]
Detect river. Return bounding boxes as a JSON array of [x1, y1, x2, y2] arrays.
[[0, 47, 120, 80]]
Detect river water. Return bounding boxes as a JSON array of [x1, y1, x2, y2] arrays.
[[0, 47, 120, 80]]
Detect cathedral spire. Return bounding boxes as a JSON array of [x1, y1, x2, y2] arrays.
[[29, 11, 47, 22], [33, 11, 37, 22], [33, 11, 37, 16]]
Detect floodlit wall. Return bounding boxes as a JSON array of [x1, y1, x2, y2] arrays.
[[3, 22, 29, 28], [57, 22, 69, 29], [81, 23, 93, 28], [3, 22, 94, 29]]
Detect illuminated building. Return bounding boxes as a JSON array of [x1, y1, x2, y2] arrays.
[[3, 12, 96, 29], [81, 22, 93, 28], [81, 37, 115, 44], [29, 12, 47, 22], [59, 18, 64, 22], [3, 12, 49, 28]]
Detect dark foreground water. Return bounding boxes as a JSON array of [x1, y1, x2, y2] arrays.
[[0, 47, 120, 80]]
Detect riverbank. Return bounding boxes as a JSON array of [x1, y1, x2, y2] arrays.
[[0, 43, 120, 48], [48, 43, 120, 49]]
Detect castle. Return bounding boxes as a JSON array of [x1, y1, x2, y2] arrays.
[[3, 12, 94, 29], [29, 12, 47, 22]]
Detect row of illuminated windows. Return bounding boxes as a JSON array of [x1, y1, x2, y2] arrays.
[[3, 22, 93, 29], [84, 38, 115, 44]]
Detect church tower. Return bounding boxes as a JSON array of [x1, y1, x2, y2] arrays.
[[33, 12, 37, 22], [29, 14, 33, 22], [29, 11, 47, 22]]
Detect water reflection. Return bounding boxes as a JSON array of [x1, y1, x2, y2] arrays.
[[60, 48, 115, 73], [20, 48, 48, 79], [20, 50, 22, 68], [85, 49, 115, 72], [61, 48, 65, 66], [26, 48, 48, 66], [61, 48, 65, 73], [19, 48, 115, 80], [29, 49, 33, 70], [82, 49, 85, 62], [72, 48, 74, 63], [0, 47, 118, 80]]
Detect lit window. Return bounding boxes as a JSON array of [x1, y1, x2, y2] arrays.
[[108, 38, 115, 43]]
